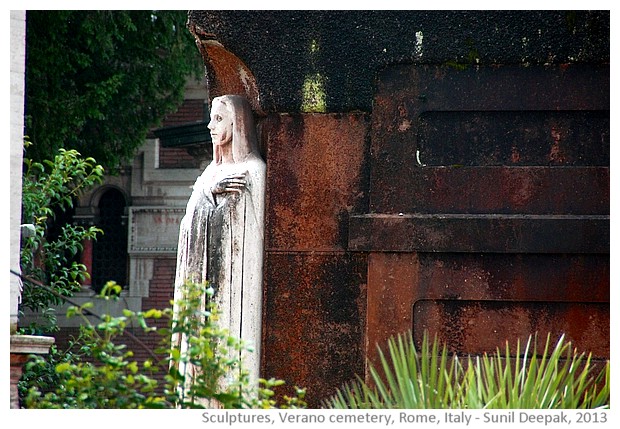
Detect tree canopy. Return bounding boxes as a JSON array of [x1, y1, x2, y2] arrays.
[[25, 10, 203, 170]]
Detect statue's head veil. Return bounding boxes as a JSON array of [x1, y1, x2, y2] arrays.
[[212, 95, 259, 164]]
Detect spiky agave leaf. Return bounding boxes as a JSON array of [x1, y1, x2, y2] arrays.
[[324, 331, 609, 409]]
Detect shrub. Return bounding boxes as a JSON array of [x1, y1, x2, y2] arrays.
[[20, 143, 104, 331], [23, 281, 306, 409]]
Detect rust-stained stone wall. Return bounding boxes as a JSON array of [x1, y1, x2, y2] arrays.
[[259, 113, 370, 405], [187, 10, 609, 113], [262, 114, 370, 250], [186, 10, 609, 407], [356, 62, 609, 373]]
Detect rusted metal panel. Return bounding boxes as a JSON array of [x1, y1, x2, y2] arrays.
[[261, 113, 370, 251], [363, 62, 609, 371], [369, 165, 610, 216], [417, 111, 609, 167], [349, 214, 609, 253], [414, 253, 610, 304], [413, 300, 609, 359], [370, 64, 610, 215], [365, 252, 609, 371], [261, 252, 367, 407], [259, 112, 370, 406], [368, 164, 610, 218], [369, 166, 609, 215], [365, 252, 418, 376]]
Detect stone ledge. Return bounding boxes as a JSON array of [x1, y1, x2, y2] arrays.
[[10, 334, 55, 354], [10, 334, 55, 408]]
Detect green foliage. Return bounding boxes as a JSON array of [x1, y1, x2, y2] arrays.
[[25, 10, 202, 170], [165, 282, 251, 408], [18, 337, 88, 402], [23, 281, 306, 409], [326, 331, 609, 409], [20, 143, 104, 331], [257, 379, 307, 409], [24, 287, 167, 409], [164, 281, 306, 409]]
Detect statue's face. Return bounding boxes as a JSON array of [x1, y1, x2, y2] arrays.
[[208, 101, 233, 147]]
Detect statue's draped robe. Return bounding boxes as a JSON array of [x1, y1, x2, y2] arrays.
[[172, 154, 266, 404]]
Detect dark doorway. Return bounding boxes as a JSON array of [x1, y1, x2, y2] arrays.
[[92, 188, 128, 292]]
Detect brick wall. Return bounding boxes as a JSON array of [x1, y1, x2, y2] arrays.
[[159, 147, 201, 169], [159, 98, 206, 169], [162, 99, 205, 127], [49, 257, 178, 392], [142, 257, 176, 315], [133, 257, 177, 384]]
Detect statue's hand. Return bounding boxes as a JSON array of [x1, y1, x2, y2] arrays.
[[211, 174, 247, 195]]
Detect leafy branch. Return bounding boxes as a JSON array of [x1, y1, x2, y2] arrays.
[[20, 143, 104, 329]]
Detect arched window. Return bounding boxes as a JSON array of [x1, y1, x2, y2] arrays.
[[92, 188, 128, 292]]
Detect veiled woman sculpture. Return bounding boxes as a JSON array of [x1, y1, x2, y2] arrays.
[[172, 95, 266, 405]]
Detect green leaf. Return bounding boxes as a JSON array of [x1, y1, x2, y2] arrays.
[[55, 362, 72, 373]]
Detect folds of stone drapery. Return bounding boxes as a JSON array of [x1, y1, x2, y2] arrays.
[[172, 160, 265, 407]]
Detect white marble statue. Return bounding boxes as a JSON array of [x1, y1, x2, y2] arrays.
[[172, 94, 266, 405]]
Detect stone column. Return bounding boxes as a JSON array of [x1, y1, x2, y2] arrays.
[[10, 10, 54, 408], [10, 10, 25, 333], [79, 237, 94, 288]]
